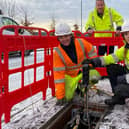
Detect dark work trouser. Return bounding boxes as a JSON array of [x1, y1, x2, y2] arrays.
[[98, 46, 114, 56], [113, 84, 129, 104], [107, 64, 127, 93]]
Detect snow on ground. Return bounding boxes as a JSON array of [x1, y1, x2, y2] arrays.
[[3, 77, 129, 129], [2, 95, 64, 129], [99, 105, 129, 129], [89, 79, 129, 129], [88, 79, 112, 104], [2, 52, 129, 129]]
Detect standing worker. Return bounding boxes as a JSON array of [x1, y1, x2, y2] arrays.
[[53, 23, 98, 105], [85, 0, 124, 55], [86, 23, 129, 106]]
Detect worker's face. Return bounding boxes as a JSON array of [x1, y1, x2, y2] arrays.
[[96, 0, 105, 14], [124, 31, 129, 44], [58, 34, 72, 46]]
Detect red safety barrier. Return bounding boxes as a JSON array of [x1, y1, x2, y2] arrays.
[[83, 31, 124, 53], [0, 28, 124, 129], [83, 31, 124, 76], [0, 25, 56, 129]]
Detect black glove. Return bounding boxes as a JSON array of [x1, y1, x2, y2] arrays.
[[56, 98, 67, 106], [82, 59, 92, 65], [116, 26, 121, 31], [82, 58, 102, 68]]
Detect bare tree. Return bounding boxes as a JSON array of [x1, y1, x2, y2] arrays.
[[0, 0, 17, 19], [0, 0, 34, 27], [50, 16, 56, 30], [0, 0, 4, 14], [19, 6, 33, 26], [6, 0, 16, 18], [49, 15, 56, 36]]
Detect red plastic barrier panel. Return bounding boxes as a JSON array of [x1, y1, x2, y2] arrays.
[[0, 25, 57, 129], [83, 31, 124, 54], [83, 31, 124, 76], [0, 28, 124, 129]]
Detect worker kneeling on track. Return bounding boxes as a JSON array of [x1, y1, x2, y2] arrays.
[[53, 22, 98, 105], [85, 22, 129, 106]]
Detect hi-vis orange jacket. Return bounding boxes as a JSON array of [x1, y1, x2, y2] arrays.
[[53, 38, 97, 99]]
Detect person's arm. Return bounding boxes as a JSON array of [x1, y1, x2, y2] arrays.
[[53, 50, 66, 100], [111, 8, 124, 30], [85, 12, 95, 33], [90, 46, 125, 67], [110, 8, 123, 35]]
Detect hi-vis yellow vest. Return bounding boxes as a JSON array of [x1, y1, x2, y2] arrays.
[[85, 6, 123, 37], [53, 38, 97, 99], [99, 46, 129, 70]]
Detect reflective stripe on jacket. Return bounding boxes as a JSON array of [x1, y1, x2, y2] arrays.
[[53, 38, 97, 99], [85, 6, 123, 37], [99, 46, 129, 70]]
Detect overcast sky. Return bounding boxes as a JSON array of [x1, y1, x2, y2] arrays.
[[2, 0, 129, 31]]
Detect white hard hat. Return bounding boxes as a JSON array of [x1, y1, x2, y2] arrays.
[[55, 23, 72, 36], [121, 23, 129, 33]]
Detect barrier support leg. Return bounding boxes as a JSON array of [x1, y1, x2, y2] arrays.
[[0, 114, 2, 129], [5, 108, 11, 123]]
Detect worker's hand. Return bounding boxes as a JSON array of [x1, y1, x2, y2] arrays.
[[56, 98, 67, 106], [82, 59, 96, 68], [87, 29, 94, 37], [83, 57, 102, 68], [115, 30, 121, 37], [87, 29, 94, 34]]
